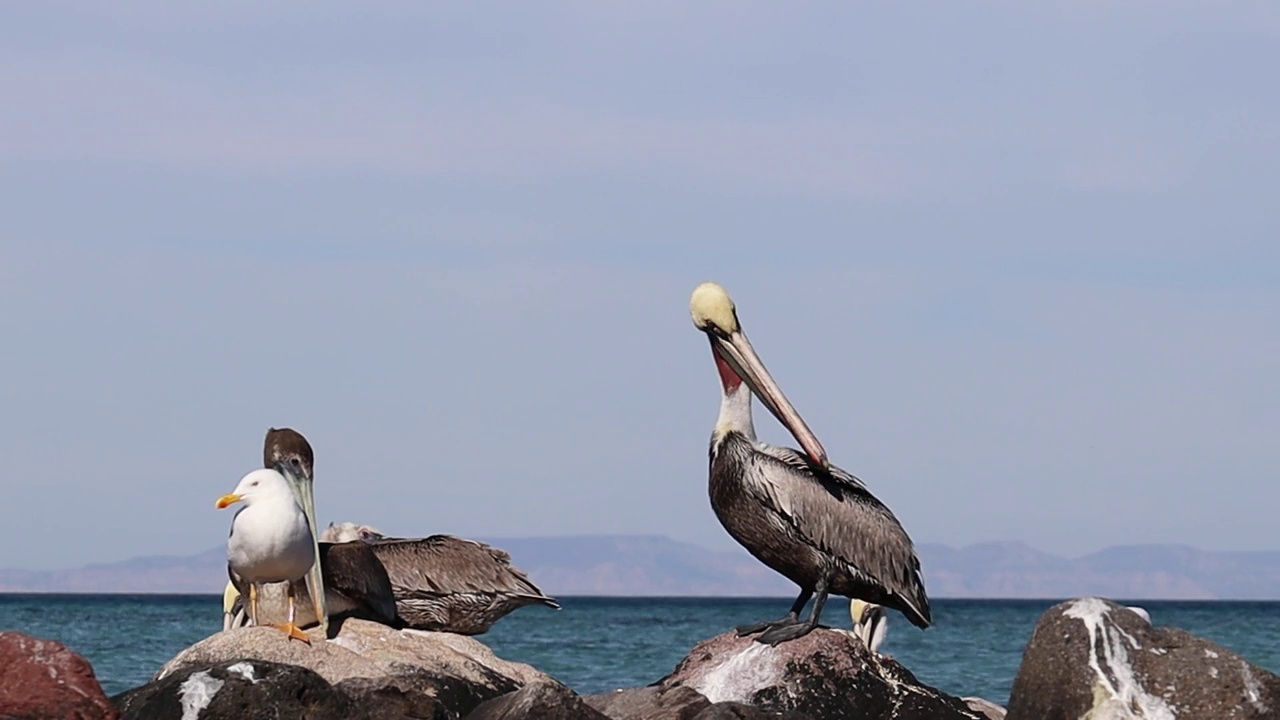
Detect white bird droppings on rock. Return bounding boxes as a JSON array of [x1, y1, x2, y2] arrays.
[[1063, 597, 1175, 720], [226, 662, 258, 684], [688, 642, 779, 704], [178, 670, 224, 720], [1241, 662, 1270, 714]]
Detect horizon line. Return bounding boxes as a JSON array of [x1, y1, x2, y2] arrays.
[[3, 533, 1280, 574]]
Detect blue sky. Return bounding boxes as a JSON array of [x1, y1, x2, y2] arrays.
[[2, 2, 1277, 569]]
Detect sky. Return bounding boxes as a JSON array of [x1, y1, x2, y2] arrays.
[[1, 2, 1278, 570]]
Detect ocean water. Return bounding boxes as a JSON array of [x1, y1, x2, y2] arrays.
[[2, 595, 1278, 704]]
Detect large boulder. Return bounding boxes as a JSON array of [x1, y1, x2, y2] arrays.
[[585, 685, 712, 719], [111, 660, 372, 720], [121, 619, 550, 719], [656, 628, 984, 720], [0, 631, 118, 720], [961, 696, 1006, 719], [1007, 597, 1280, 719], [464, 678, 611, 719]]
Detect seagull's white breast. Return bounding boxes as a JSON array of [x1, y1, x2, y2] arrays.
[[227, 497, 315, 584]]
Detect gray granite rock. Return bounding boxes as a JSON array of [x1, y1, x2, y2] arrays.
[[129, 619, 551, 719], [113, 660, 365, 720], [584, 685, 712, 720], [465, 679, 610, 719], [659, 628, 983, 720], [1007, 597, 1280, 720]]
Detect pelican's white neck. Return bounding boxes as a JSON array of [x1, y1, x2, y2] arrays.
[[714, 382, 756, 441]]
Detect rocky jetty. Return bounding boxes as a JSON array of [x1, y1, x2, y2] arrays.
[[11, 595, 1280, 719], [103, 619, 987, 719], [1007, 597, 1280, 719]]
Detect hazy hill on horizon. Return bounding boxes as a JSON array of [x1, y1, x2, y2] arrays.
[[2, 535, 1279, 600]]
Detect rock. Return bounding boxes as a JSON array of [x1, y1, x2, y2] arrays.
[[112, 660, 365, 720], [333, 674, 449, 719], [465, 679, 610, 719], [136, 619, 550, 718], [1007, 596, 1280, 720], [0, 631, 118, 720], [692, 701, 813, 718], [584, 685, 712, 720], [960, 696, 1006, 719], [659, 628, 982, 720]]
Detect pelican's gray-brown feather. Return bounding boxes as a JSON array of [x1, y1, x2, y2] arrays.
[[319, 541, 398, 623], [370, 535, 560, 635], [712, 431, 930, 628]]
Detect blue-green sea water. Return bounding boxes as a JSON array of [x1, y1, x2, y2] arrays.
[[2, 595, 1278, 704]]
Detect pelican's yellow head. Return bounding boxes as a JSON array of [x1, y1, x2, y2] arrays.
[[851, 598, 873, 625], [223, 581, 241, 614], [690, 281, 740, 335]]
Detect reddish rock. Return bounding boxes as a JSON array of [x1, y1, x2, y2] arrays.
[[0, 631, 118, 720]]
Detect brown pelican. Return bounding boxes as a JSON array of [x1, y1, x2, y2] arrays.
[[321, 521, 562, 635], [850, 599, 888, 653], [689, 281, 931, 645], [262, 427, 328, 634], [216, 468, 316, 644]]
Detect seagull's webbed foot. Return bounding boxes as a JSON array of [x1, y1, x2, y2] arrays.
[[735, 613, 799, 637], [271, 622, 312, 645]]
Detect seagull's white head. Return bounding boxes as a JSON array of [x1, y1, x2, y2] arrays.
[[215, 468, 296, 509]]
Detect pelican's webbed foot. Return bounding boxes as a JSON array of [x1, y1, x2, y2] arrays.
[[752, 580, 829, 646], [738, 586, 816, 638], [735, 613, 799, 637], [756, 619, 818, 645]]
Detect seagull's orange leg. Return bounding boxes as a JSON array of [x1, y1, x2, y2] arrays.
[[271, 582, 312, 645]]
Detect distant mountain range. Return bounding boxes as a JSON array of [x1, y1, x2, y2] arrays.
[[2, 535, 1278, 599]]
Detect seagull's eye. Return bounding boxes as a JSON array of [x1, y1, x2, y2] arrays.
[[290, 458, 302, 468], [250, 481, 259, 487]]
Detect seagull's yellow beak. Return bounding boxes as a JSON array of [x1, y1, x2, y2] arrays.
[[215, 493, 242, 509]]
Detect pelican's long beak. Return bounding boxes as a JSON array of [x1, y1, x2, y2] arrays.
[[710, 329, 830, 468], [277, 461, 328, 634]]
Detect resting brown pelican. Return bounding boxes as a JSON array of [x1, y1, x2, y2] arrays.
[[850, 599, 888, 653], [224, 429, 558, 635], [689, 281, 931, 645], [216, 468, 316, 643], [322, 521, 562, 635]]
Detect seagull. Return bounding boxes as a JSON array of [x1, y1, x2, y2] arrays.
[[216, 467, 316, 644]]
